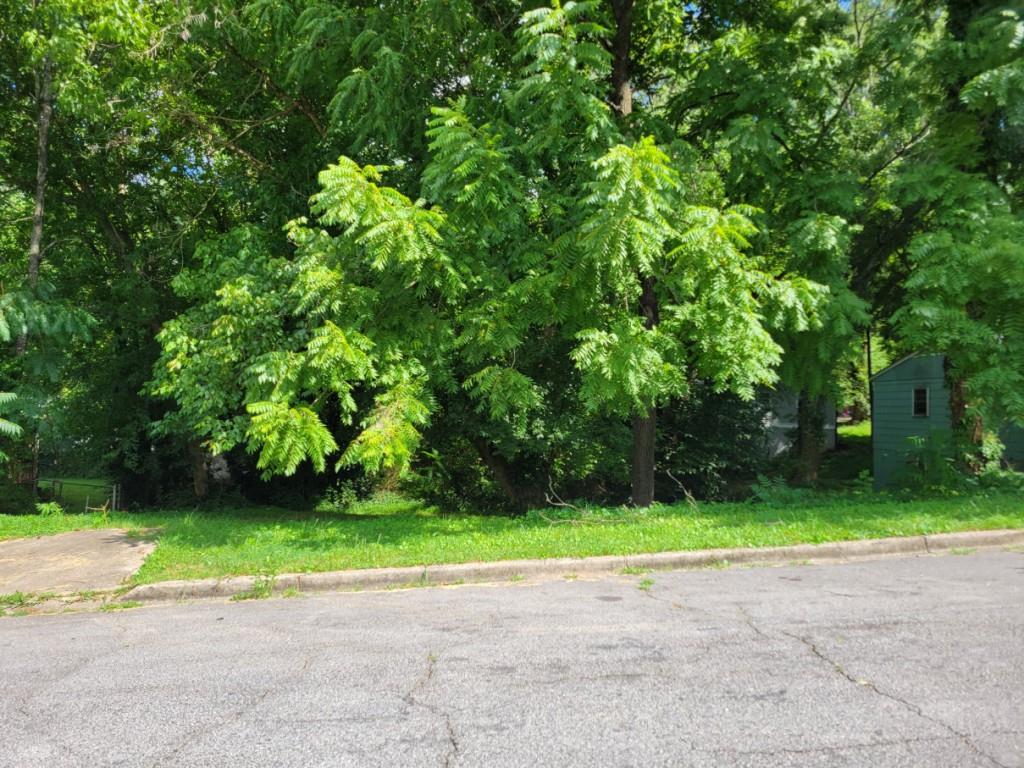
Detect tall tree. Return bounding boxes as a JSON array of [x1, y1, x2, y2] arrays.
[[151, 1, 820, 507], [893, 1, 1024, 454]]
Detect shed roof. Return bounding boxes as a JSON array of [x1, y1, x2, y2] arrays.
[[870, 352, 944, 382]]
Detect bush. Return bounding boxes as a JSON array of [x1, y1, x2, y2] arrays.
[[978, 467, 1024, 492], [0, 483, 36, 515], [657, 383, 769, 501], [897, 431, 965, 491], [35, 501, 64, 517], [405, 380, 771, 511], [317, 477, 374, 513]]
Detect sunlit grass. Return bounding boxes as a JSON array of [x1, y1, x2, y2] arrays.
[[838, 421, 872, 439], [0, 490, 1020, 585]]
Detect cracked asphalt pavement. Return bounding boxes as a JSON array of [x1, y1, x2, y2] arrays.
[[1, 550, 1022, 767]]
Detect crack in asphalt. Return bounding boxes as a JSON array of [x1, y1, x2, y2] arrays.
[[404, 652, 460, 768], [711, 734, 960, 758], [782, 630, 1011, 768], [146, 652, 316, 768], [442, 712, 460, 768], [737, 606, 770, 640]]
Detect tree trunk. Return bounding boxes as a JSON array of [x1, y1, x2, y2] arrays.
[[631, 276, 660, 506], [474, 438, 522, 512], [608, 0, 657, 507], [631, 410, 656, 506], [188, 441, 209, 500], [946, 363, 983, 470], [795, 392, 825, 485], [609, 0, 635, 117], [17, 57, 53, 355]]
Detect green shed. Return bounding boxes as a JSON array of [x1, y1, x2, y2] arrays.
[[871, 353, 1024, 487], [1001, 425, 1024, 467], [871, 354, 950, 489]]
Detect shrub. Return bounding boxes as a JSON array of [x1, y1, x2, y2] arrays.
[[0, 483, 35, 515], [657, 383, 769, 501], [897, 431, 965, 491], [749, 475, 816, 507], [35, 501, 65, 517]]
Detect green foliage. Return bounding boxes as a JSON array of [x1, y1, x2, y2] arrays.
[[339, 379, 433, 476], [657, 382, 770, 500], [0, 392, 22, 463], [0, 483, 35, 516], [151, 6, 821, 497], [34, 501, 63, 518], [896, 431, 964, 492], [3, 0, 1023, 509], [895, 193, 1024, 427], [888, 3, 1024, 438], [571, 140, 818, 413], [246, 402, 339, 478], [149, 227, 298, 456], [749, 476, 816, 508]]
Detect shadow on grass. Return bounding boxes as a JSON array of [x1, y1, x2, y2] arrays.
[[819, 432, 872, 488], [133, 488, 1023, 570]]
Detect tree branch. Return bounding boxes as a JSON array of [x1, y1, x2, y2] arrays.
[[865, 124, 930, 183], [220, 38, 327, 139]]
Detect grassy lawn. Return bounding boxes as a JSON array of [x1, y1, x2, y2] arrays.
[[0, 490, 1021, 586], [838, 420, 872, 439], [37, 476, 113, 512]]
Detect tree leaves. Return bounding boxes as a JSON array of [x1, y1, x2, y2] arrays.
[[340, 378, 432, 475], [246, 401, 338, 478], [0, 392, 22, 463]]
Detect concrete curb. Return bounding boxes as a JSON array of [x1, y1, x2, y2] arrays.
[[121, 528, 1024, 603]]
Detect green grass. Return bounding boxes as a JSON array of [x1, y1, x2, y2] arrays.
[[0, 592, 28, 607], [99, 600, 143, 612], [820, 421, 873, 486], [37, 476, 112, 512], [838, 421, 872, 439], [0, 491, 1021, 586]]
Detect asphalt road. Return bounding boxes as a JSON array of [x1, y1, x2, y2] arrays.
[[2, 551, 1022, 768]]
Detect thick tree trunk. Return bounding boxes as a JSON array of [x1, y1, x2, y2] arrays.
[[17, 58, 53, 355], [188, 441, 209, 500], [631, 410, 656, 506], [795, 392, 825, 485], [631, 276, 660, 506]]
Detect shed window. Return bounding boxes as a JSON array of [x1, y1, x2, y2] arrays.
[[912, 387, 929, 418]]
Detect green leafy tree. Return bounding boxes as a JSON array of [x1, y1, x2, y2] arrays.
[[659, 1, 940, 481], [895, 192, 1024, 440], [890, 2, 1024, 460], [153, 1, 821, 507]]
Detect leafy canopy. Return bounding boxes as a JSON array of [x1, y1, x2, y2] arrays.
[[152, 1, 822, 480]]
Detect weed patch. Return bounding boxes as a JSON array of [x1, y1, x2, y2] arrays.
[[100, 600, 143, 612], [231, 575, 275, 601]]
